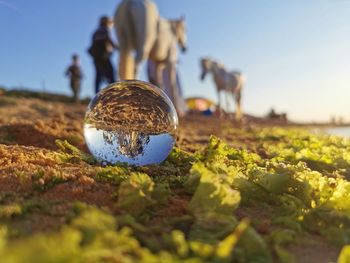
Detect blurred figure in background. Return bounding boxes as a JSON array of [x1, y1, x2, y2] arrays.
[[88, 16, 118, 94], [267, 108, 288, 123], [65, 54, 83, 102]]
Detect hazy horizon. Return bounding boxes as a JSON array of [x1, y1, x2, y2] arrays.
[[0, 0, 349, 122]]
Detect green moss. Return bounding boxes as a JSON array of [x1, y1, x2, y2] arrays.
[[0, 96, 18, 107], [0, 204, 22, 219], [0, 125, 16, 144], [55, 139, 96, 165], [95, 165, 130, 185]]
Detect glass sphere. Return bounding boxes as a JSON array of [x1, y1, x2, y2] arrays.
[[84, 80, 178, 166]]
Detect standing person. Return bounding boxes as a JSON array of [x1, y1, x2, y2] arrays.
[[65, 54, 83, 102], [88, 16, 118, 94]]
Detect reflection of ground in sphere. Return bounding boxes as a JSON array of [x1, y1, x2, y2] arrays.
[[102, 130, 150, 158], [84, 80, 178, 166]]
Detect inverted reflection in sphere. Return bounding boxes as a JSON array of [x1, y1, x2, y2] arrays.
[[84, 80, 178, 166]]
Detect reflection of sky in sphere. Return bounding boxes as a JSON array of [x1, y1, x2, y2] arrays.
[[84, 125, 175, 166]]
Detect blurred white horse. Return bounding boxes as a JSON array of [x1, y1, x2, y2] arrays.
[[200, 58, 246, 121], [114, 0, 159, 80], [147, 17, 187, 114], [114, 0, 187, 114]]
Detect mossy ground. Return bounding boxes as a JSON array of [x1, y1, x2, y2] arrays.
[[0, 93, 349, 262]]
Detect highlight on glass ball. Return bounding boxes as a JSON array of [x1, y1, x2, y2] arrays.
[[84, 80, 178, 166]]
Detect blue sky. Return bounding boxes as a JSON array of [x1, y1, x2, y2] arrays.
[[0, 0, 349, 122]]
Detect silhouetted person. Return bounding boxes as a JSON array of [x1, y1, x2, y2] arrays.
[[88, 16, 117, 94], [65, 54, 83, 102]]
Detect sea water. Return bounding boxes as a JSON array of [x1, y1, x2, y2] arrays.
[[326, 127, 350, 138]]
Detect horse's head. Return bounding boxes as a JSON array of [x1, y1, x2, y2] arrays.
[[200, 57, 213, 81], [171, 17, 187, 53]]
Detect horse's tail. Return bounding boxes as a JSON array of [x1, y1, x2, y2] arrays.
[[127, 0, 159, 64]]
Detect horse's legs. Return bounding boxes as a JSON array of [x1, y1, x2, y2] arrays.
[[155, 63, 164, 89], [235, 90, 242, 121], [147, 61, 157, 85], [225, 90, 231, 119], [217, 89, 223, 118], [119, 49, 135, 80], [168, 63, 180, 115]]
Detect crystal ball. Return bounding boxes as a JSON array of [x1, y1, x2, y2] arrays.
[[84, 80, 178, 166]]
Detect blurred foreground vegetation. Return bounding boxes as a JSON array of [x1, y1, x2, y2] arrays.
[[1, 126, 350, 262]]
